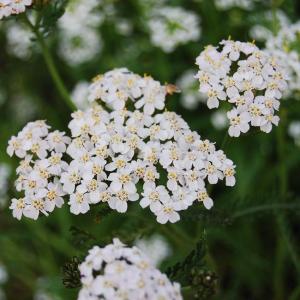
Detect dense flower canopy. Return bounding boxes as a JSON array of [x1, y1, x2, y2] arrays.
[[7, 68, 236, 224], [78, 238, 182, 300]]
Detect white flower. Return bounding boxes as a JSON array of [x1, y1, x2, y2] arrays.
[[47, 131, 70, 153], [196, 189, 214, 209], [0, 0, 32, 20], [60, 161, 82, 194], [108, 168, 136, 193], [147, 6, 201, 52], [78, 239, 182, 300], [36, 182, 65, 212], [7, 136, 26, 158], [108, 189, 139, 213], [155, 200, 180, 224], [196, 40, 288, 137], [172, 187, 196, 211], [24, 198, 48, 220], [58, 0, 103, 65], [9, 198, 26, 220], [68, 188, 90, 215], [227, 109, 250, 137], [140, 182, 169, 212]]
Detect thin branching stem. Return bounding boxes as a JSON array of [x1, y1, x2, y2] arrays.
[[22, 13, 76, 111]]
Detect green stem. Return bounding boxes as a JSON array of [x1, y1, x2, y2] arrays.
[[23, 14, 76, 111], [220, 132, 229, 150]]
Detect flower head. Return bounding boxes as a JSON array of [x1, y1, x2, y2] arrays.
[[7, 121, 69, 220], [8, 69, 236, 224], [78, 238, 182, 300], [0, 0, 32, 20], [195, 40, 288, 137], [147, 6, 201, 52]]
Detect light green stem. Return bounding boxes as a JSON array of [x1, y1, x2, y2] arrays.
[[23, 14, 76, 111]]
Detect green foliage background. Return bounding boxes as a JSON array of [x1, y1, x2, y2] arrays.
[[0, 0, 300, 299]]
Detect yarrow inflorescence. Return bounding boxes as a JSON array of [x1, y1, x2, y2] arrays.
[[58, 0, 103, 65], [147, 6, 201, 53], [0, 0, 32, 19], [7, 68, 236, 223], [265, 22, 300, 98], [7, 120, 70, 220], [195, 40, 288, 137], [78, 238, 182, 300]]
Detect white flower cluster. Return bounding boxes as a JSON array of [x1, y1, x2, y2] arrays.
[[214, 0, 256, 10], [63, 102, 235, 223], [147, 6, 201, 52], [58, 0, 103, 65], [7, 69, 236, 223], [5, 22, 34, 59], [78, 238, 182, 300], [195, 40, 288, 137], [0, 0, 31, 19], [88, 68, 167, 112], [265, 22, 300, 97], [176, 69, 206, 109], [0, 163, 11, 208], [7, 121, 70, 220]]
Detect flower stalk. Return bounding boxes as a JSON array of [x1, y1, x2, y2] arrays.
[[22, 13, 76, 111]]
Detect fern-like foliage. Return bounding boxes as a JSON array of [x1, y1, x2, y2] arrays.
[[33, 0, 69, 36], [166, 239, 218, 299], [62, 256, 81, 289]]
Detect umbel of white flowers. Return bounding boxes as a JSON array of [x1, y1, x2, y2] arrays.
[[0, 0, 32, 19], [195, 40, 288, 137], [7, 68, 236, 224], [78, 238, 182, 300]]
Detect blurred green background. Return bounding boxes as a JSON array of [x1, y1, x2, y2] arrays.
[[1, 0, 300, 299]]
